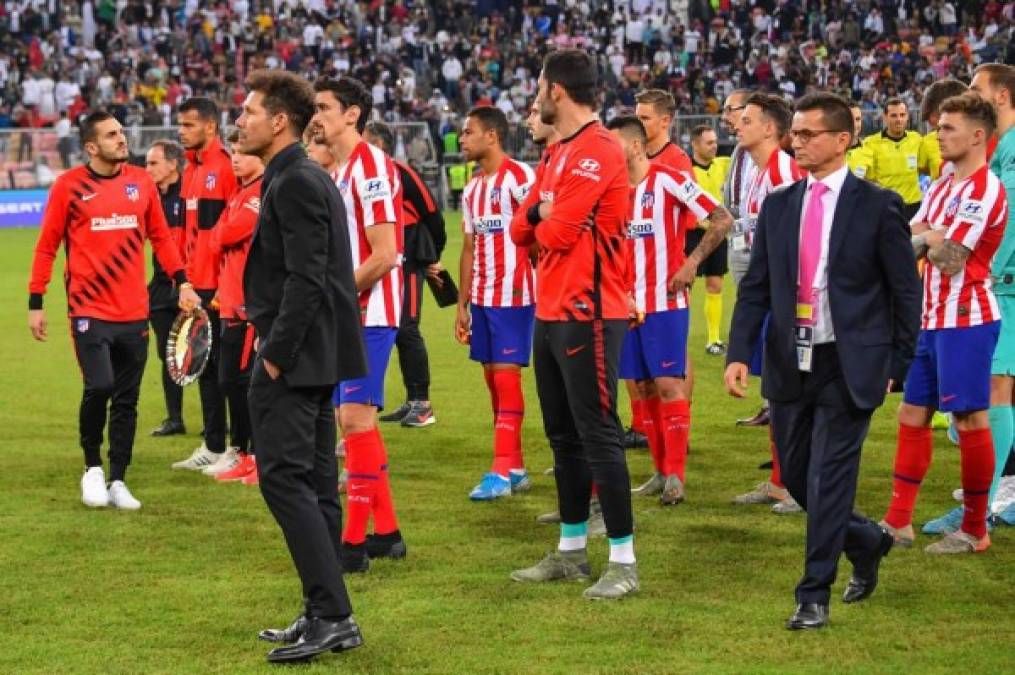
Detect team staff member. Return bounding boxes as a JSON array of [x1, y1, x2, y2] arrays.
[[29, 111, 201, 510], [880, 94, 1006, 554], [172, 97, 240, 473], [365, 121, 447, 429], [456, 105, 537, 501], [313, 76, 407, 572], [857, 98, 931, 221], [238, 70, 366, 664], [609, 115, 733, 507], [688, 124, 732, 355], [144, 139, 188, 437], [207, 128, 264, 485], [621, 88, 694, 449], [509, 49, 638, 600]]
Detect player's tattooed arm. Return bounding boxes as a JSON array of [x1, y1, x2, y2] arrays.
[[687, 205, 734, 265], [927, 238, 971, 276]]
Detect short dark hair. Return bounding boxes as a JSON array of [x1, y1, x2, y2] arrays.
[[79, 110, 116, 145], [939, 92, 998, 137], [975, 63, 1015, 106], [542, 49, 598, 108], [467, 106, 509, 146], [245, 69, 315, 137], [635, 89, 676, 118], [921, 79, 968, 120], [794, 92, 855, 137], [605, 114, 647, 145], [178, 97, 220, 127], [884, 97, 906, 111], [149, 138, 183, 164], [745, 92, 793, 137], [690, 124, 715, 141], [314, 76, 372, 133], [365, 121, 394, 153]]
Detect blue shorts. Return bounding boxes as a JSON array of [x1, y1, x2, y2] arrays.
[[469, 305, 535, 366], [749, 313, 770, 377], [334, 327, 398, 410], [619, 308, 689, 381], [903, 322, 1000, 413]]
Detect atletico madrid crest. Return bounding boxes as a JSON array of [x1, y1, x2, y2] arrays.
[[125, 184, 139, 202], [206, 173, 217, 189]]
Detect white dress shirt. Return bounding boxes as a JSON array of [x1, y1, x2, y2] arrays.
[[800, 164, 850, 344]]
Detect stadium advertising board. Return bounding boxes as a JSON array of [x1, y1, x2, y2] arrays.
[[0, 190, 49, 228]]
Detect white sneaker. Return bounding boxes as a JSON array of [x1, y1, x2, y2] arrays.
[[202, 447, 240, 476], [108, 480, 141, 510], [993, 475, 1015, 512], [171, 443, 219, 470], [81, 467, 109, 508]]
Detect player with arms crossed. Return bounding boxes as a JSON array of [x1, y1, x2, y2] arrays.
[[29, 111, 200, 509], [880, 93, 1007, 554], [312, 76, 407, 572], [607, 115, 732, 506], [456, 105, 538, 501]]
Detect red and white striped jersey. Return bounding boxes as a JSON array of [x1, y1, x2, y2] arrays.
[[462, 157, 537, 307], [914, 164, 1007, 329], [333, 139, 405, 327], [745, 148, 804, 217], [627, 164, 720, 313]]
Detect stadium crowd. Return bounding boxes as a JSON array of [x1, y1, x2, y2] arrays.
[[1, 1, 1012, 143]]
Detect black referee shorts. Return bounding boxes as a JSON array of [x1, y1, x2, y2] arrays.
[[684, 228, 729, 277]]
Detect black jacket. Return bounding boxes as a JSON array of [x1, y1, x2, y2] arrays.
[[243, 142, 367, 388], [728, 171, 921, 411], [148, 176, 184, 311]]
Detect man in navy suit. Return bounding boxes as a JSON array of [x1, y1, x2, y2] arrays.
[[724, 93, 922, 630]]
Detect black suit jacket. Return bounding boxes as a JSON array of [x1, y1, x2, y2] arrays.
[[727, 170, 921, 411], [244, 142, 367, 388]]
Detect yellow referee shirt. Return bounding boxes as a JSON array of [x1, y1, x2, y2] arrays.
[[692, 156, 731, 227], [856, 130, 928, 205], [920, 130, 943, 180]]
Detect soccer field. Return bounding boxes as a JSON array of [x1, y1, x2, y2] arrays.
[[0, 219, 1012, 674]]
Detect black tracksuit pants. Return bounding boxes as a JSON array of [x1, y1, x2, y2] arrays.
[[395, 268, 431, 401], [219, 320, 256, 453], [149, 307, 184, 422], [71, 318, 149, 481], [196, 289, 226, 453], [532, 318, 633, 539]]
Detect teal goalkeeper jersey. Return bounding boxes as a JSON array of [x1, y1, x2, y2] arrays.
[[991, 126, 1015, 293]]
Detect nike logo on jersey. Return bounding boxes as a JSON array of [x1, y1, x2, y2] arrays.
[[662, 361, 676, 368], [566, 345, 586, 357], [940, 394, 958, 403], [502, 348, 518, 355], [81, 193, 98, 202], [344, 385, 363, 394]]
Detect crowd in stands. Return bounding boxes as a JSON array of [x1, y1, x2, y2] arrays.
[[0, 0, 1012, 177]]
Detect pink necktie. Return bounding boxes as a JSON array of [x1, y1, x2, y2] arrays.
[[798, 182, 829, 322]]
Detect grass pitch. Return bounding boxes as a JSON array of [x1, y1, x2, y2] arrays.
[[0, 220, 1012, 674]]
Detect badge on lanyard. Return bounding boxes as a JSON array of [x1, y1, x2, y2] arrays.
[[796, 323, 814, 372]]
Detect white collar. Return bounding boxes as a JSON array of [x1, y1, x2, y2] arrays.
[[805, 163, 849, 195]]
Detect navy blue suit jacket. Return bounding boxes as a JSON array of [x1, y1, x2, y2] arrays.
[[727, 170, 922, 410]]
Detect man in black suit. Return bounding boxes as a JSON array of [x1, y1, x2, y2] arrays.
[[724, 93, 922, 630], [236, 69, 368, 663]]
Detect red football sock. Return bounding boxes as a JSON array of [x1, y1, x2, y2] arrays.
[[958, 427, 995, 539], [369, 429, 400, 536], [883, 423, 934, 529], [630, 398, 645, 434], [661, 399, 690, 482], [484, 368, 499, 413], [342, 429, 383, 545], [643, 395, 664, 474], [768, 426, 784, 489], [491, 369, 525, 473]]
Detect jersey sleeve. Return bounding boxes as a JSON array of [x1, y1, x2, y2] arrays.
[[28, 176, 71, 303], [509, 160, 543, 248], [508, 164, 536, 209], [919, 134, 942, 180], [217, 194, 259, 248], [668, 171, 720, 221], [461, 180, 475, 234], [858, 136, 878, 181], [947, 188, 1001, 250], [354, 163, 399, 227]]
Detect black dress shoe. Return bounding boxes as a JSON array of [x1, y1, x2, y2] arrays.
[[366, 530, 407, 559], [340, 542, 369, 573], [786, 603, 829, 630], [843, 528, 894, 604], [151, 418, 186, 436], [258, 614, 309, 644], [623, 427, 648, 449], [266, 616, 363, 663], [737, 406, 770, 427]]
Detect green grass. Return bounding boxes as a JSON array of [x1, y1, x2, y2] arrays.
[[0, 219, 1012, 674]]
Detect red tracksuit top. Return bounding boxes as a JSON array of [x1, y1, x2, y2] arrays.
[[210, 175, 262, 320], [29, 163, 186, 321], [510, 120, 630, 321], [181, 136, 238, 291]]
